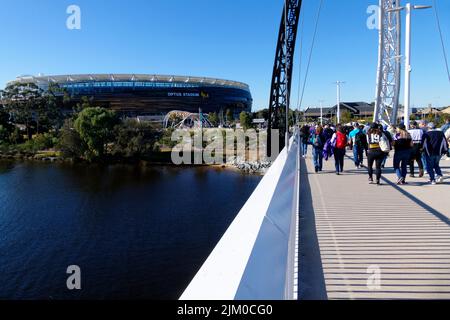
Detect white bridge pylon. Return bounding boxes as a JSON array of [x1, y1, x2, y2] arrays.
[[374, 0, 402, 125]]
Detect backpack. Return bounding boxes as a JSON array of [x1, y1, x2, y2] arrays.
[[313, 134, 324, 148], [335, 132, 347, 149], [354, 131, 366, 148]]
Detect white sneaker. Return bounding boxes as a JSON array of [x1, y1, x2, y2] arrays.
[[437, 176, 444, 183], [431, 180, 437, 185]]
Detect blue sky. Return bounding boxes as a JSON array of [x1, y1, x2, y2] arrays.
[[0, 0, 449, 111]]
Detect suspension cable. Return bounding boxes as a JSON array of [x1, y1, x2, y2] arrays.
[[433, 0, 450, 84], [298, 0, 324, 110]]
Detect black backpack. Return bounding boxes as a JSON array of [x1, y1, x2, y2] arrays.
[[355, 131, 367, 148]]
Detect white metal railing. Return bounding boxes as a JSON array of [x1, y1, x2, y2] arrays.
[[180, 131, 300, 300]]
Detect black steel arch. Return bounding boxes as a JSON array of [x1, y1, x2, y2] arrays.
[[268, 0, 302, 151]]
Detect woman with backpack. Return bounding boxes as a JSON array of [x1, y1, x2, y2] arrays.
[[311, 125, 326, 173], [331, 125, 348, 175], [367, 123, 389, 185], [393, 124, 413, 185]]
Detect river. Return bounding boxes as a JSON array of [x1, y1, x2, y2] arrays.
[[0, 160, 261, 300]]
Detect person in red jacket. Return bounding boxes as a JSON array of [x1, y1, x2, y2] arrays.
[[330, 124, 348, 175]]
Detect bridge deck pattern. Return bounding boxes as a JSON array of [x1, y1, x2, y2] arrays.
[[299, 151, 450, 300]]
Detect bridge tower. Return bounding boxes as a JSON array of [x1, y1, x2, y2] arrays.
[[374, 0, 402, 125], [268, 0, 302, 151]]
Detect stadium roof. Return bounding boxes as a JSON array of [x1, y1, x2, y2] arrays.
[[9, 74, 250, 91]]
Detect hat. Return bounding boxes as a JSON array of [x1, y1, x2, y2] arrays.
[[428, 122, 436, 129]]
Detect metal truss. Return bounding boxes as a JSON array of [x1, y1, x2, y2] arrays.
[[268, 0, 302, 151], [374, 0, 402, 125]]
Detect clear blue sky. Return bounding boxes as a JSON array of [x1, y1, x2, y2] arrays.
[[0, 0, 449, 111]]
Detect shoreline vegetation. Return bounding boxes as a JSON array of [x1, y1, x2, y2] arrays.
[[0, 82, 276, 175]]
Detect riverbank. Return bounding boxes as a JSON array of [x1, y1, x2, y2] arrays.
[[0, 151, 271, 175]]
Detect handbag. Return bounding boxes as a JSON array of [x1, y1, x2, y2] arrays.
[[379, 134, 390, 153]]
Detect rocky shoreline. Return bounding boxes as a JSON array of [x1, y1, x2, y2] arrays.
[[226, 156, 272, 175]]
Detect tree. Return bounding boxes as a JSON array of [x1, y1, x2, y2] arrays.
[[74, 107, 119, 160], [58, 119, 87, 159], [226, 109, 234, 125], [340, 110, 353, 124], [1, 82, 44, 139], [208, 112, 219, 127], [111, 119, 158, 158], [239, 111, 253, 130]]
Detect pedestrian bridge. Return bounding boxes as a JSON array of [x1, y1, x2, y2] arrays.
[[181, 132, 450, 300]]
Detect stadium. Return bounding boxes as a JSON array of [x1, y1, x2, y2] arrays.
[[9, 74, 253, 118]]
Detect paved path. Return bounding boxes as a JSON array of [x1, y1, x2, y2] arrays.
[[298, 150, 450, 300]]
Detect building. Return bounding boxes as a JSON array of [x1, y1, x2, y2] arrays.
[[304, 102, 374, 122], [8, 74, 252, 117]]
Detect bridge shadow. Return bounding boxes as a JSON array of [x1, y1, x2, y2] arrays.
[[298, 157, 328, 300], [380, 176, 450, 228]]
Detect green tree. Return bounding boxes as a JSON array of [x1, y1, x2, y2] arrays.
[[226, 109, 234, 125], [111, 119, 158, 158], [340, 110, 353, 124], [239, 111, 253, 130], [208, 112, 219, 127], [1, 82, 44, 139], [74, 107, 119, 161], [58, 119, 87, 159]]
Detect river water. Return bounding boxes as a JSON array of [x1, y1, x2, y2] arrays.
[[0, 160, 261, 300]]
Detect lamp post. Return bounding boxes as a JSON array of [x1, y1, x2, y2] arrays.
[[334, 81, 345, 124], [319, 100, 325, 125], [389, 3, 432, 129]]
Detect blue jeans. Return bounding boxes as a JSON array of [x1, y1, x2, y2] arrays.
[[312, 147, 324, 171], [425, 154, 443, 181], [394, 149, 411, 180], [301, 142, 309, 157], [353, 145, 364, 167]]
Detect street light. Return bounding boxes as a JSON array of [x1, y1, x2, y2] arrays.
[[389, 3, 432, 129], [334, 81, 345, 124], [319, 100, 325, 125]]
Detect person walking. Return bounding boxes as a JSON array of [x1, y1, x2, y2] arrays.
[[311, 125, 326, 173], [381, 125, 394, 168], [300, 125, 311, 158], [367, 123, 388, 185], [440, 119, 450, 135], [408, 121, 425, 177], [331, 125, 348, 175], [349, 123, 367, 169], [422, 122, 449, 185], [393, 124, 413, 185]]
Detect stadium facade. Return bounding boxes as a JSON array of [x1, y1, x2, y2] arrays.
[[9, 74, 252, 117]]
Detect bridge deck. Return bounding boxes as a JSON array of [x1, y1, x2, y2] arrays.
[[299, 151, 450, 300]]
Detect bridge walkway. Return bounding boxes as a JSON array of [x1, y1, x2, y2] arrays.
[[298, 151, 450, 300]]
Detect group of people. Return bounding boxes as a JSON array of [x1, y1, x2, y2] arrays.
[[299, 119, 450, 186]]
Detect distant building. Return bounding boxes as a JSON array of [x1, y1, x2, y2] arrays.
[[442, 106, 450, 114], [304, 102, 374, 122], [7, 74, 252, 118]]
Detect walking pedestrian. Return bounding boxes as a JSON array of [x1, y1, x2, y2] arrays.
[[331, 125, 348, 175], [393, 124, 413, 185], [311, 125, 326, 173], [367, 123, 389, 185], [422, 122, 449, 185], [408, 121, 425, 177]]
